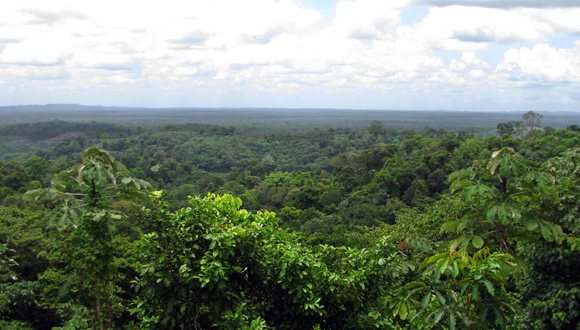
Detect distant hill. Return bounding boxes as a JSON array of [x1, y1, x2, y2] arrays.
[[0, 120, 129, 141]]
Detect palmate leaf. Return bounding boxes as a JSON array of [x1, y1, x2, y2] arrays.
[[23, 188, 59, 201], [448, 170, 471, 183], [51, 169, 77, 191], [450, 179, 474, 193], [450, 235, 470, 252], [487, 157, 502, 175]]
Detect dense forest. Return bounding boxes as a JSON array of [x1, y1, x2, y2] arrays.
[[1, 110, 580, 329]]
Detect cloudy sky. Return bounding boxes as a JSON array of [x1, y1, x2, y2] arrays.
[[1, 0, 579, 111]]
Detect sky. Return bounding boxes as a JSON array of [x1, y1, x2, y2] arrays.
[[1, 0, 579, 111]]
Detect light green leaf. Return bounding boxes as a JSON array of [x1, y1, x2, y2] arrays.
[[435, 291, 446, 305], [450, 236, 468, 251], [439, 257, 450, 274], [472, 235, 484, 249], [399, 302, 408, 320], [450, 180, 473, 192], [448, 170, 470, 183], [525, 219, 538, 231], [498, 204, 508, 224], [487, 206, 497, 223], [441, 221, 460, 232]]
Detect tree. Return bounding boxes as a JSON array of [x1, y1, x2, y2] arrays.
[[444, 147, 561, 253], [496, 122, 515, 137], [496, 121, 524, 137], [367, 120, 387, 139], [522, 111, 543, 132], [132, 193, 408, 329], [25, 147, 153, 329]]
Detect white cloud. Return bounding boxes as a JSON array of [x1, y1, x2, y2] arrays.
[[400, 6, 555, 53], [497, 43, 580, 81], [332, 0, 410, 39], [468, 69, 485, 78], [0, 0, 580, 110], [416, 0, 580, 9]]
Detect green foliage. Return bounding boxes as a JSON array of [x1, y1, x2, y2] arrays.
[[510, 241, 580, 330], [446, 147, 561, 254], [24, 147, 154, 329], [132, 193, 408, 329], [1, 118, 580, 329], [403, 248, 519, 329]]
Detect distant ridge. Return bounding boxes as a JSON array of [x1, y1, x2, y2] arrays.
[[0, 104, 570, 114], [0, 104, 137, 112]]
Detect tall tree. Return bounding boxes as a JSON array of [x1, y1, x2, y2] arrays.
[[522, 111, 543, 132], [25, 147, 153, 329]]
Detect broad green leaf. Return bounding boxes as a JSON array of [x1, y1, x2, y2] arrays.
[[450, 179, 474, 192], [56, 212, 68, 231], [487, 157, 502, 175], [435, 291, 446, 305], [450, 236, 468, 251], [498, 204, 508, 224], [539, 223, 552, 241], [23, 189, 42, 201], [399, 302, 408, 320], [525, 219, 538, 231], [439, 257, 450, 274], [421, 292, 432, 309], [406, 281, 428, 289], [449, 313, 456, 330], [472, 235, 484, 249], [472, 285, 480, 301], [70, 209, 80, 224], [482, 279, 495, 297], [93, 210, 106, 222], [448, 170, 470, 183], [441, 221, 460, 232], [459, 236, 472, 252], [494, 306, 505, 327], [487, 206, 497, 223], [433, 309, 445, 325]]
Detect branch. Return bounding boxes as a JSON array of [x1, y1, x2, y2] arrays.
[[509, 190, 533, 197], [102, 193, 123, 199], [57, 192, 86, 197]]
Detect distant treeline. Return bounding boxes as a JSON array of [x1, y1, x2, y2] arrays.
[[0, 120, 130, 141]]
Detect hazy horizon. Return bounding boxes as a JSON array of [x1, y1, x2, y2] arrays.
[[0, 103, 576, 113]]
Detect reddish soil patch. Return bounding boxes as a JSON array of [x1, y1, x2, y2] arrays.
[[45, 131, 87, 141]]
